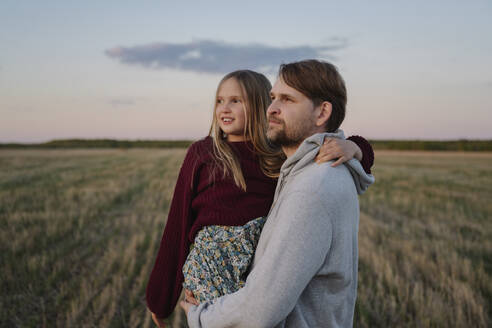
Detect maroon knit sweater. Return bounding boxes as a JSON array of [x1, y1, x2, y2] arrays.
[[146, 135, 374, 318]]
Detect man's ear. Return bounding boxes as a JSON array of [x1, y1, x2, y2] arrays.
[[315, 101, 332, 128]]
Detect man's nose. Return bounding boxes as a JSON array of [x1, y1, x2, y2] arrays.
[[267, 101, 279, 115]]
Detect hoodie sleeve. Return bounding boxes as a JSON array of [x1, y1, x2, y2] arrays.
[[145, 142, 201, 319], [346, 135, 374, 174], [186, 191, 341, 328]]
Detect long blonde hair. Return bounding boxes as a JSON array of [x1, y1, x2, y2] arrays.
[[209, 70, 285, 191]]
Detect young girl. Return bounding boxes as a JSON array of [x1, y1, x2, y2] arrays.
[[146, 70, 374, 327]]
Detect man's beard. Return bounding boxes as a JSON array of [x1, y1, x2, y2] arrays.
[[267, 116, 314, 148]]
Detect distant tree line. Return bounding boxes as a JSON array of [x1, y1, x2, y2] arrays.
[[370, 140, 492, 151], [0, 139, 193, 149], [1, 138, 491, 151]]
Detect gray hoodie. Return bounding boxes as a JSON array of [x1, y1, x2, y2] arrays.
[[187, 131, 375, 328]]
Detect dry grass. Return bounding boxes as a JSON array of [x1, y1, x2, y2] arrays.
[[1, 149, 185, 327], [1, 149, 490, 327], [356, 151, 492, 327]]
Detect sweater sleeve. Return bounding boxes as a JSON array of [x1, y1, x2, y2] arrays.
[[347, 135, 374, 174], [146, 143, 201, 319], [187, 191, 337, 328]]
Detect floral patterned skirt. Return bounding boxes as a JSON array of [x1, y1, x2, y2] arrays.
[[182, 216, 266, 303]]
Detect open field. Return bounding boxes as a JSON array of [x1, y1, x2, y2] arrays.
[[1, 149, 491, 327], [2, 138, 492, 152]]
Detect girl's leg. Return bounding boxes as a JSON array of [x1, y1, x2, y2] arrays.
[[182, 217, 266, 303]]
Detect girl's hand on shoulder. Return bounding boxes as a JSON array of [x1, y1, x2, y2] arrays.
[[316, 137, 362, 167]]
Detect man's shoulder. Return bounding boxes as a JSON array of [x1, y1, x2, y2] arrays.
[[291, 161, 356, 196]]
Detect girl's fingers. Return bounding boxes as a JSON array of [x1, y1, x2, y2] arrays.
[[318, 139, 357, 165], [185, 289, 199, 305], [323, 136, 337, 144], [331, 156, 346, 167], [316, 155, 330, 164], [319, 144, 342, 157], [317, 152, 341, 163]]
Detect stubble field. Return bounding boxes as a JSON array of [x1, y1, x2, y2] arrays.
[[1, 149, 491, 327]]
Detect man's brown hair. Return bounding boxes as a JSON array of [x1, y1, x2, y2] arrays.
[[279, 59, 347, 132]]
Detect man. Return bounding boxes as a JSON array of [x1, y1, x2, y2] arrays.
[[180, 59, 374, 327]]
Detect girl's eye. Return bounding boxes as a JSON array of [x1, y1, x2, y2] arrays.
[[216, 99, 224, 104], [232, 98, 241, 103]]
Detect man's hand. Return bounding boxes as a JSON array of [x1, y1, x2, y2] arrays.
[[151, 312, 167, 328], [185, 289, 199, 305], [179, 289, 198, 317], [180, 300, 194, 316], [316, 137, 362, 167]]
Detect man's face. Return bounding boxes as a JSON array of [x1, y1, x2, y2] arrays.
[[267, 78, 318, 148]]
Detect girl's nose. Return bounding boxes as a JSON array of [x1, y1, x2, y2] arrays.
[[218, 103, 230, 113]]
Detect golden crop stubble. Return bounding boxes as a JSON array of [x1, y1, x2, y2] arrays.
[[1, 148, 186, 327], [356, 151, 492, 328], [2, 149, 491, 327]]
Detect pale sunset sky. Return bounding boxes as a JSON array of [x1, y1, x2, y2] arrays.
[[1, 0, 491, 142]]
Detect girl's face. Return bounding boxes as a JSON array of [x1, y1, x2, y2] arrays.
[[215, 78, 248, 142]]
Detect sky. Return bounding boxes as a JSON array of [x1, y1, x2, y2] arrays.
[[1, 0, 491, 142]]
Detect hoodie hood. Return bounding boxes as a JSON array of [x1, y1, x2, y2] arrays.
[[280, 130, 375, 194]]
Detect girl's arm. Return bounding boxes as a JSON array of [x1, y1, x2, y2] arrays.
[[315, 135, 374, 174], [146, 143, 201, 320]]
